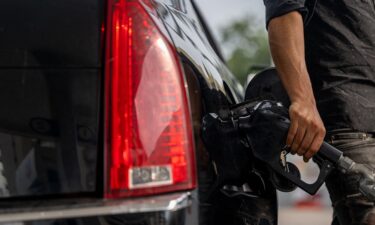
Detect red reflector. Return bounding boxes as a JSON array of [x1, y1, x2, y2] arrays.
[[104, 0, 196, 198]]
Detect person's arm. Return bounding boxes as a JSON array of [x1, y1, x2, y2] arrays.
[[268, 11, 326, 162]]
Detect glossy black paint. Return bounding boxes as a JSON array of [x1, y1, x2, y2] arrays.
[[0, 0, 103, 198], [0, 0, 104, 68], [0, 69, 100, 197], [151, 0, 278, 224]]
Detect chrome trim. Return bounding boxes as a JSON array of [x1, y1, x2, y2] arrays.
[[0, 192, 191, 223]]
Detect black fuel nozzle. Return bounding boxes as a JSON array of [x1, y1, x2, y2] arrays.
[[202, 99, 375, 201], [238, 100, 334, 195], [236, 100, 375, 200]]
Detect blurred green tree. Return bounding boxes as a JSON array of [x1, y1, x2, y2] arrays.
[[220, 16, 271, 84]]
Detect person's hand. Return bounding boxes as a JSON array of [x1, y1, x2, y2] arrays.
[[287, 100, 326, 162]]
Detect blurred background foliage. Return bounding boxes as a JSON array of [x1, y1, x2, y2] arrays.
[[219, 16, 271, 84]]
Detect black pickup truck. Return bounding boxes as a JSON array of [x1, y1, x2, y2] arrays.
[[0, 0, 276, 224]]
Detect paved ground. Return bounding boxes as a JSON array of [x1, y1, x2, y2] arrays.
[[279, 208, 333, 225]]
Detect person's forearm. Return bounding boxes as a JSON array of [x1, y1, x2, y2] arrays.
[[267, 11, 325, 162], [268, 11, 315, 103]]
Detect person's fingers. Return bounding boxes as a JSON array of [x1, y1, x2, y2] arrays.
[[291, 124, 307, 155], [287, 119, 299, 153], [302, 133, 318, 162], [303, 127, 326, 162], [298, 127, 316, 159]]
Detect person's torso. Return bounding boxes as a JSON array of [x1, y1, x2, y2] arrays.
[[305, 0, 375, 132]]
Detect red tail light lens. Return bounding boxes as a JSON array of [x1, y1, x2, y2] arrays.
[[104, 0, 196, 198]]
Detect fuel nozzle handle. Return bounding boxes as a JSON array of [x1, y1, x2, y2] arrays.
[[316, 142, 343, 164]]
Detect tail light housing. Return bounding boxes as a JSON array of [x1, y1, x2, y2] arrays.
[[104, 0, 196, 198]]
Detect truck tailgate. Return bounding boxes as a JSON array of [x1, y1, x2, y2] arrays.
[[0, 0, 104, 198]]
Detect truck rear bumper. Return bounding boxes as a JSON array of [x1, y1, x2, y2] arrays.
[[0, 192, 194, 224]]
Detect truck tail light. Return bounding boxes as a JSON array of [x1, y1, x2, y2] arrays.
[[104, 0, 196, 198]]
